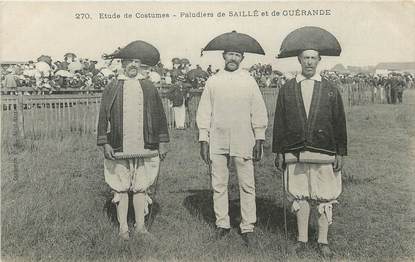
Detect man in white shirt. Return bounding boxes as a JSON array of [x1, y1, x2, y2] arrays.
[[148, 69, 161, 84], [164, 72, 172, 85], [196, 50, 268, 246]]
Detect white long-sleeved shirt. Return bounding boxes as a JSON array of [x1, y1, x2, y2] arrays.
[[196, 69, 268, 158]]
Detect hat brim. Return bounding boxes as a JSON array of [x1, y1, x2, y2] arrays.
[[202, 30, 265, 55], [277, 26, 341, 58], [104, 40, 160, 66]]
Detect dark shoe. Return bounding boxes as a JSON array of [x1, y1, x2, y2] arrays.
[[118, 230, 130, 241], [290, 241, 308, 257], [134, 226, 151, 236], [318, 243, 334, 258], [215, 227, 230, 240], [241, 232, 257, 248], [134, 226, 157, 241]]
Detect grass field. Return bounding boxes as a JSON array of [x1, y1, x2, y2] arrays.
[[1, 90, 415, 261]]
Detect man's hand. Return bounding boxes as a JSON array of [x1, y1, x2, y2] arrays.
[[333, 155, 344, 172], [200, 141, 211, 165], [252, 140, 264, 162], [103, 144, 115, 160], [159, 142, 169, 161], [274, 153, 285, 174]]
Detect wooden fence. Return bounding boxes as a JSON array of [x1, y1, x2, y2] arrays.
[[1, 94, 101, 140], [340, 83, 387, 106], [1, 83, 381, 140]]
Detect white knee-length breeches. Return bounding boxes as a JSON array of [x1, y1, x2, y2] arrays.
[[104, 156, 160, 193]]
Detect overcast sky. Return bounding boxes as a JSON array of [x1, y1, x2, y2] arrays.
[[1, 1, 414, 72]]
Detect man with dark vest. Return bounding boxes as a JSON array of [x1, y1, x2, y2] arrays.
[[167, 74, 190, 129], [170, 57, 182, 84], [395, 74, 406, 103], [388, 74, 398, 104], [97, 40, 169, 240], [273, 27, 347, 258]]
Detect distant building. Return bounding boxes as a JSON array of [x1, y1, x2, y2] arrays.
[[375, 62, 415, 75], [0, 61, 28, 71], [347, 65, 375, 74], [331, 63, 348, 73], [331, 64, 375, 74], [0, 61, 28, 66]]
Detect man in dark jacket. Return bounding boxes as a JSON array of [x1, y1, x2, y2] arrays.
[[272, 49, 347, 258], [166, 74, 191, 129], [97, 42, 169, 240], [395, 75, 406, 104]]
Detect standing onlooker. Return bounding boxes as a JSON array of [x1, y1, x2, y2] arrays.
[[3, 68, 17, 91], [167, 74, 189, 129], [396, 75, 406, 103], [164, 72, 172, 85]]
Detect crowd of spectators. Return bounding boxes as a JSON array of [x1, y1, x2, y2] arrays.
[[320, 70, 414, 104], [320, 70, 413, 86], [248, 64, 414, 104], [1, 55, 213, 94], [2, 55, 414, 103], [1, 57, 112, 94]]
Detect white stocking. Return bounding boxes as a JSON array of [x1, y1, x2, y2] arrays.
[[296, 200, 310, 242], [116, 193, 129, 234], [133, 192, 146, 230]]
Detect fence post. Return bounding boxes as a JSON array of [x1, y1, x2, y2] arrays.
[[17, 93, 25, 138]]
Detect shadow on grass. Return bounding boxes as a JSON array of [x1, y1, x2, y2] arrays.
[[102, 192, 161, 228], [183, 189, 298, 235]]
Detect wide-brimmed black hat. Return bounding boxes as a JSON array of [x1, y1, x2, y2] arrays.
[[103, 40, 160, 66], [278, 26, 341, 58], [201, 30, 265, 56]]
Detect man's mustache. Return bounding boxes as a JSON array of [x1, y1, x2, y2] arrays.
[[226, 61, 239, 65]]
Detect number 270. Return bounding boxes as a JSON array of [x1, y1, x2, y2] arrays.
[[75, 13, 91, 19]]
